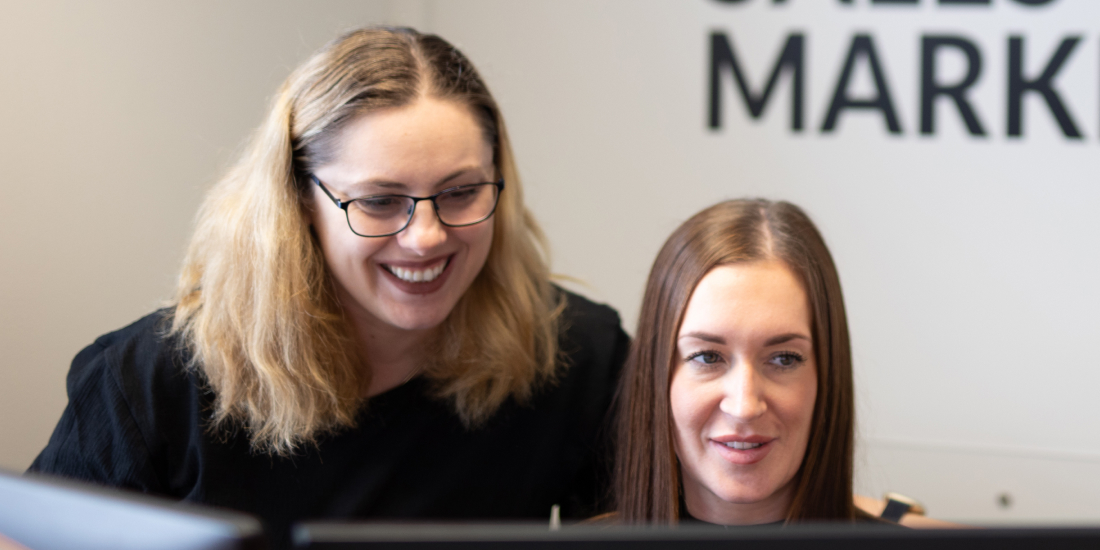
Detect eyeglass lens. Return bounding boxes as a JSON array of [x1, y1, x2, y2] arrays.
[[345, 183, 500, 237]]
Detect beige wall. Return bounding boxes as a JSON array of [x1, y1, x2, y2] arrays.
[[0, 0, 432, 471]]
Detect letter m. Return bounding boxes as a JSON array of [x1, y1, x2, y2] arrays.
[[709, 32, 804, 131]]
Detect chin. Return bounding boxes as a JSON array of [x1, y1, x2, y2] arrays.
[[381, 309, 452, 332], [710, 479, 784, 505], [393, 292, 469, 328]]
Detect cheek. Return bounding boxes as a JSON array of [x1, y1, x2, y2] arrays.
[[311, 204, 347, 246], [460, 222, 494, 266], [785, 369, 818, 439], [314, 215, 387, 269], [669, 369, 704, 442]]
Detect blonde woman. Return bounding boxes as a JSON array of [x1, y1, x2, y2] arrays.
[[31, 27, 627, 545]]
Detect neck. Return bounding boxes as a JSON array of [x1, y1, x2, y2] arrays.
[[345, 308, 433, 397], [682, 480, 794, 526]]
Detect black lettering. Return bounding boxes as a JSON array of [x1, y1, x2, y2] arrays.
[[921, 36, 985, 136], [821, 34, 903, 134], [709, 32, 805, 131], [1007, 36, 1082, 138]]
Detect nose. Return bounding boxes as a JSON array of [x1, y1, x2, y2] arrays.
[[718, 363, 767, 421], [396, 199, 448, 254]]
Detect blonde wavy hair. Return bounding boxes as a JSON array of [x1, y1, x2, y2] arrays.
[[171, 27, 562, 456]]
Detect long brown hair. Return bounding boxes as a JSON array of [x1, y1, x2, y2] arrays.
[[614, 199, 855, 523], [171, 27, 561, 455]]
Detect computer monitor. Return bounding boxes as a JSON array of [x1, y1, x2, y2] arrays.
[[293, 521, 1100, 550], [0, 469, 265, 550]]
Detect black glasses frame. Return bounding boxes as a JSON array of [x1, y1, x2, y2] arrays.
[[310, 175, 505, 238]]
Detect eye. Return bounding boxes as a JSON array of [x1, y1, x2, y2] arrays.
[[685, 350, 723, 366], [354, 196, 408, 216], [440, 187, 478, 202], [767, 351, 806, 370]]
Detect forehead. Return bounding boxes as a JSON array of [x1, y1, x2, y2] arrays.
[[325, 96, 494, 187], [678, 260, 811, 340]]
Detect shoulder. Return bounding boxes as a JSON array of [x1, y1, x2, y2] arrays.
[[547, 288, 630, 412], [67, 309, 195, 403], [82, 308, 176, 356], [558, 287, 622, 327], [556, 287, 629, 368], [558, 287, 627, 348], [31, 309, 204, 491]]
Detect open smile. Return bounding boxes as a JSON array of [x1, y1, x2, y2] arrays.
[[378, 256, 455, 296], [710, 436, 776, 465], [381, 258, 450, 283], [722, 441, 764, 450]]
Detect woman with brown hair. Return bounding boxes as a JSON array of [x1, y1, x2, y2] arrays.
[[615, 198, 861, 525], [31, 27, 627, 545]]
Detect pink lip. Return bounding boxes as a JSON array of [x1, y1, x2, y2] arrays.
[[711, 434, 772, 444], [378, 254, 455, 296], [710, 435, 776, 465]]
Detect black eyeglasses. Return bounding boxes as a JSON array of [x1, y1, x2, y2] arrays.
[[311, 175, 505, 238]]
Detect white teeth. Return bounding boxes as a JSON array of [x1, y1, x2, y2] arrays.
[[387, 261, 447, 283], [724, 441, 764, 450]]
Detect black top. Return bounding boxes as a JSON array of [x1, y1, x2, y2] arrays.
[[30, 290, 628, 549]]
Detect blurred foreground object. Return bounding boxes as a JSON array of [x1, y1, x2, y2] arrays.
[[855, 493, 967, 528], [0, 469, 264, 550]]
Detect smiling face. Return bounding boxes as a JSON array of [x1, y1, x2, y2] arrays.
[[308, 96, 496, 337], [670, 260, 818, 525]]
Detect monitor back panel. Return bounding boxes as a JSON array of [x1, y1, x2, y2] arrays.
[[294, 522, 1100, 550], [0, 470, 265, 550]]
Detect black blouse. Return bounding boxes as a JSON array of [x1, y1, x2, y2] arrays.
[[30, 290, 628, 548]]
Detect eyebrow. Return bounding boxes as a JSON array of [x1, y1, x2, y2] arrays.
[[351, 167, 491, 193], [677, 331, 726, 345], [677, 331, 811, 347], [763, 333, 812, 347]]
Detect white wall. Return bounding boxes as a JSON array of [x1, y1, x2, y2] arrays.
[[2, 0, 1098, 524]]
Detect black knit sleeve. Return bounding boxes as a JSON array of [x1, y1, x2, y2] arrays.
[[28, 328, 164, 493]]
